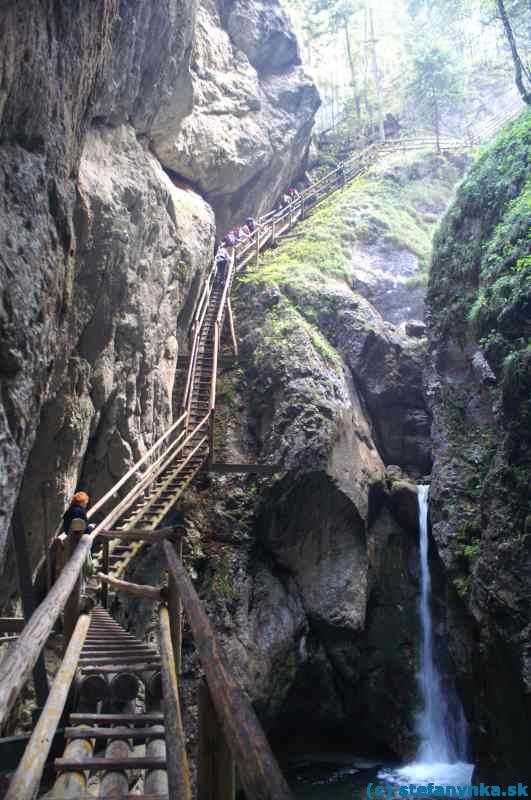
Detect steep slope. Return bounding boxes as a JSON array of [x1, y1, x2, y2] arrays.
[[426, 110, 531, 782]]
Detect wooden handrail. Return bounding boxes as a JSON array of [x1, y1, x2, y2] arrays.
[[88, 411, 188, 520], [163, 541, 293, 800], [0, 535, 94, 730], [5, 612, 91, 800]]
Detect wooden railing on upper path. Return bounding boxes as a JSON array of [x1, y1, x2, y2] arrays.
[[0, 108, 524, 799]]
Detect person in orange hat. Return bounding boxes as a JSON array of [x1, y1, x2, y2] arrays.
[[62, 491, 91, 536]]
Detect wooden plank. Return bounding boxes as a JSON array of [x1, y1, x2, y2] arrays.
[[96, 525, 184, 542], [168, 538, 183, 675], [226, 297, 238, 357], [158, 605, 192, 800], [70, 713, 164, 724], [5, 613, 90, 800], [55, 756, 167, 771], [163, 542, 294, 800], [79, 654, 159, 666], [178, 355, 236, 368], [0, 618, 25, 633], [11, 504, 49, 710], [65, 727, 167, 741], [198, 679, 235, 800], [81, 661, 160, 674], [97, 573, 164, 601]]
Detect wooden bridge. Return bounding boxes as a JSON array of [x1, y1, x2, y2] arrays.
[[0, 117, 519, 799]]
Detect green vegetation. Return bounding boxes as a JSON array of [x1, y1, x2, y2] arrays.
[[429, 110, 531, 420], [251, 297, 343, 371], [211, 552, 238, 600], [242, 151, 464, 301]]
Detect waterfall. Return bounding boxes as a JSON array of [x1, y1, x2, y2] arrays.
[[381, 485, 473, 786], [416, 484, 463, 763]]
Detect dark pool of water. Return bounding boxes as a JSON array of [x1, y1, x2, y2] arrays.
[[287, 755, 385, 799]]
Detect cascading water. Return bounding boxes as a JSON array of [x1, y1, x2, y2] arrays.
[[382, 485, 473, 786], [416, 484, 465, 764]]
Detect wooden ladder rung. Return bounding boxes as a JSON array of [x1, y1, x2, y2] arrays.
[[55, 756, 167, 771], [70, 713, 164, 724], [65, 727, 166, 740], [81, 660, 161, 674]]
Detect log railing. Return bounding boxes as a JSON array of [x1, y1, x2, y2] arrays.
[[163, 540, 293, 800]]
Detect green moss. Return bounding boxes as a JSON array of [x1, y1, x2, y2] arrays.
[[252, 298, 342, 372], [241, 151, 465, 298], [211, 553, 238, 600], [428, 109, 531, 359], [453, 575, 471, 599]]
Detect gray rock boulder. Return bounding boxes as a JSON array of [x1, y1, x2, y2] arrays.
[[150, 0, 320, 232]]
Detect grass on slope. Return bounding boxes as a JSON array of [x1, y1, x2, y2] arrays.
[[240, 150, 468, 300]]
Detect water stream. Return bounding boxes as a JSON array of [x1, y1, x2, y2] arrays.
[[290, 485, 474, 797], [384, 484, 473, 786]]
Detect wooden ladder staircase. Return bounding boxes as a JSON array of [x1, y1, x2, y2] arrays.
[[51, 606, 169, 799]]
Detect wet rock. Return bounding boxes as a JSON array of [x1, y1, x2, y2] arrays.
[[405, 319, 427, 338]]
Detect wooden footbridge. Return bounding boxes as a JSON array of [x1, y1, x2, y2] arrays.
[[0, 119, 517, 799]]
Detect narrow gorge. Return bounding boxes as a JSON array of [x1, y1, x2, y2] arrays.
[[0, 1, 529, 798]]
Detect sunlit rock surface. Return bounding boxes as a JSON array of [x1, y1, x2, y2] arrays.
[[150, 0, 320, 232]]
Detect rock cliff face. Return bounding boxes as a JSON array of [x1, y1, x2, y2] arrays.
[[426, 111, 531, 782], [0, 0, 318, 602], [117, 150, 469, 761]]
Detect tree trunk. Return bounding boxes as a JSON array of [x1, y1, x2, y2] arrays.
[[434, 96, 441, 154], [343, 19, 360, 121], [497, 0, 531, 105], [368, 2, 385, 140]]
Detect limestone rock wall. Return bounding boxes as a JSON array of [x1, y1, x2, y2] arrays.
[[0, 0, 318, 602], [151, 0, 320, 233], [425, 111, 531, 783]]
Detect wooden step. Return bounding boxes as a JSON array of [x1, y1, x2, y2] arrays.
[[65, 727, 166, 741], [70, 713, 164, 724], [79, 654, 159, 666], [81, 659, 161, 673], [55, 756, 166, 771]]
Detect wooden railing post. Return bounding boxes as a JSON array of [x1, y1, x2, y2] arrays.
[[168, 536, 183, 675], [255, 230, 260, 266], [101, 539, 109, 609], [63, 536, 82, 652], [300, 196, 305, 219], [163, 541, 294, 800], [271, 218, 277, 247], [198, 678, 236, 800], [159, 604, 192, 800]]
